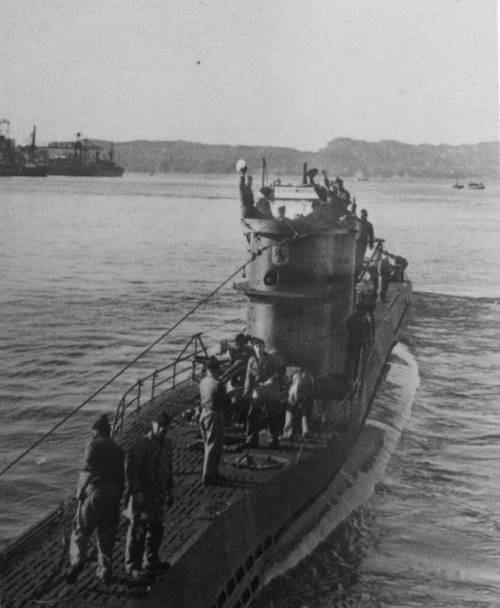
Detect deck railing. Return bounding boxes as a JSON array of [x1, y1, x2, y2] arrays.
[[112, 333, 208, 436]]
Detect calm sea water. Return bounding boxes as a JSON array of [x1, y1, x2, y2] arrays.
[[1, 173, 499, 606]]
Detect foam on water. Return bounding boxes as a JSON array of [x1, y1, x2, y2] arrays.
[[259, 343, 419, 587]]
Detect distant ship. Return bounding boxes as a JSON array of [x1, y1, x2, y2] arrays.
[[467, 182, 485, 190], [0, 120, 49, 177], [452, 180, 464, 189], [44, 134, 124, 177]]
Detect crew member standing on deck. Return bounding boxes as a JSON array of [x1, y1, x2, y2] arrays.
[[345, 305, 372, 381], [283, 367, 315, 438], [199, 356, 228, 486], [244, 338, 282, 448], [380, 254, 393, 302], [67, 414, 124, 585], [125, 410, 174, 579], [227, 333, 254, 423], [238, 160, 259, 218], [356, 209, 375, 277], [256, 186, 274, 218]]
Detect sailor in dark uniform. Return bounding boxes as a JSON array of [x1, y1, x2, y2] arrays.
[[226, 333, 254, 423], [391, 254, 408, 281], [345, 305, 372, 381], [239, 166, 259, 218], [380, 254, 393, 302], [124, 410, 174, 579], [67, 415, 124, 585], [243, 338, 282, 448], [255, 187, 274, 218], [356, 209, 375, 277], [335, 176, 349, 198]]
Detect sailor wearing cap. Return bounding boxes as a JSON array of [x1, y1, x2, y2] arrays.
[[124, 410, 174, 579], [67, 414, 124, 585], [243, 338, 282, 448], [255, 186, 274, 218]]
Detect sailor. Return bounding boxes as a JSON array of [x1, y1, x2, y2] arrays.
[[345, 305, 372, 381], [326, 192, 347, 223], [356, 266, 378, 338], [380, 254, 393, 302], [391, 254, 408, 281], [199, 356, 228, 486], [124, 410, 175, 579], [359, 209, 375, 249], [305, 199, 323, 222], [356, 209, 375, 277], [243, 338, 282, 448], [307, 168, 329, 202], [228, 333, 254, 378], [307, 167, 319, 185], [334, 177, 351, 204], [238, 164, 259, 218], [283, 367, 315, 438], [255, 186, 274, 218], [321, 169, 332, 189], [67, 414, 124, 585], [277, 205, 287, 221], [226, 333, 254, 422]]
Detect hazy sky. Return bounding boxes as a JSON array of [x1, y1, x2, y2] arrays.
[[1, 0, 498, 149]]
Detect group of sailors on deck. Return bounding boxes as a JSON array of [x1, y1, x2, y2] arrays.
[[66, 169, 408, 589], [239, 163, 358, 227], [197, 333, 316, 488], [65, 335, 316, 588], [67, 410, 175, 585]]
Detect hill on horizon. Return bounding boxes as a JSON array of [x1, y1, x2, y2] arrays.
[[104, 137, 498, 178]]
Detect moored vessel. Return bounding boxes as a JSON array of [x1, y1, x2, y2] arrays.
[[0, 120, 49, 177], [44, 134, 124, 177], [0, 161, 412, 608]]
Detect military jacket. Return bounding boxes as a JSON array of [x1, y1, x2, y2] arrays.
[[77, 434, 124, 497], [125, 432, 174, 496]]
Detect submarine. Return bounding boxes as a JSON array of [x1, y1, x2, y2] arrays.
[[0, 161, 412, 607]]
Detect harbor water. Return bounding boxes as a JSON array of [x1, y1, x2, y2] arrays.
[[1, 174, 499, 606]]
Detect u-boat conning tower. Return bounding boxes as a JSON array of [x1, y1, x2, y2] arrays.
[[235, 162, 359, 389]]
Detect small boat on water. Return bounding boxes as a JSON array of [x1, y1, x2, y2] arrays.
[[468, 182, 485, 190], [452, 181, 464, 189], [0, 161, 412, 608]]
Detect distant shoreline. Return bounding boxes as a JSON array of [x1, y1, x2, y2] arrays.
[[104, 137, 498, 179]]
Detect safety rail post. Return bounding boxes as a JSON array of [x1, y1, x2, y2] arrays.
[[114, 332, 211, 432], [136, 380, 143, 413], [196, 333, 208, 357], [151, 370, 158, 402], [112, 396, 125, 437]]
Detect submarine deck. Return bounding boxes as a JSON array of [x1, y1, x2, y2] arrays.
[[0, 282, 411, 608], [0, 385, 347, 608]]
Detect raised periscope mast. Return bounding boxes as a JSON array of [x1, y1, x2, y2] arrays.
[[236, 168, 358, 389]]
